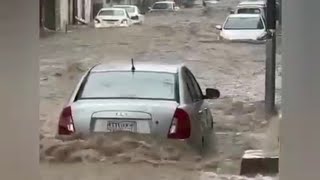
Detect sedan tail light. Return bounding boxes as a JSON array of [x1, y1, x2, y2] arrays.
[[58, 106, 75, 135], [168, 108, 191, 139]]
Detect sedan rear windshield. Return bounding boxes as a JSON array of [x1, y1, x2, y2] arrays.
[[237, 8, 261, 14], [78, 71, 178, 101], [153, 3, 171, 9], [98, 10, 125, 16], [224, 17, 264, 30]]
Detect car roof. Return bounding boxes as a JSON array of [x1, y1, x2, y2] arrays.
[[228, 13, 262, 18], [237, 5, 264, 8], [99, 8, 126, 11], [155, 1, 175, 4], [91, 62, 183, 73], [113, 5, 137, 8], [238, 1, 266, 6]]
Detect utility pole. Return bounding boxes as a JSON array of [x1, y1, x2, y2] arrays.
[[265, 0, 277, 117]]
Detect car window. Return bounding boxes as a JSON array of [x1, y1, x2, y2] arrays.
[[186, 69, 203, 102], [184, 70, 196, 102], [79, 71, 177, 101], [98, 9, 125, 16], [224, 17, 264, 30]]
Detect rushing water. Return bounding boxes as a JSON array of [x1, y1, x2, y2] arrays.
[[41, 163, 278, 180]]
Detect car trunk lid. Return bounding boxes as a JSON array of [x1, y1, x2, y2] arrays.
[[71, 99, 179, 137]]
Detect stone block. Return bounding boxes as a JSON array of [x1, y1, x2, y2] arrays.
[[240, 149, 279, 177]]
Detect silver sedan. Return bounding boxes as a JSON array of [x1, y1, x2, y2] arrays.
[[57, 62, 220, 152]]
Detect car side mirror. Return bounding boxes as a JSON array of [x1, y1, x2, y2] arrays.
[[94, 18, 101, 23], [148, 7, 152, 10], [204, 88, 220, 99], [131, 15, 139, 20], [257, 30, 273, 40], [215, 25, 222, 30], [230, 10, 235, 14]]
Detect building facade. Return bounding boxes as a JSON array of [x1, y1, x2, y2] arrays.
[[40, 0, 74, 32]]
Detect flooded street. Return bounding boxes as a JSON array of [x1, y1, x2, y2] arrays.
[[40, 0, 281, 179], [41, 163, 277, 180]]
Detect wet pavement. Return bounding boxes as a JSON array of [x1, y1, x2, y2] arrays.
[[40, 0, 281, 179]]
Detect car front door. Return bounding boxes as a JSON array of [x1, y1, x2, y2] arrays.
[[184, 68, 209, 150]]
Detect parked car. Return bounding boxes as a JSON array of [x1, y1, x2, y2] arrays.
[[94, 8, 133, 28], [202, 0, 219, 8], [231, 1, 266, 20], [181, 0, 197, 8], [181, 0, 196, 8], [57, 62, 220, 153], [215, 14, 267, 41], [237, 0, 266, 8], [113, 5, 145, 25], [231, 0, 280, 21], [148, 1, 180, 13]]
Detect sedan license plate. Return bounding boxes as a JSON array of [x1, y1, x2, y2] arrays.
[[106, 121, 136, 132]]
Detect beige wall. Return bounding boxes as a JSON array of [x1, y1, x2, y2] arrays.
[[76, 0, 93, 23], [84, 0, 92, 22], [60, 0, 69, 31]]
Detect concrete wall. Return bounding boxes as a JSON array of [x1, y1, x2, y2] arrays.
[[93, 0, 104, 18], [55, 0, 61, 30], [69, 0, 74, 24], [59, 0, 69, 31], [84, 0, 92, 21], [77, 0, 83, 19], [76, 0, 93, 23]]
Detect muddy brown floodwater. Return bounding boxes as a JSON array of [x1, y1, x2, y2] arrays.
[[40, 0, 281, 179]]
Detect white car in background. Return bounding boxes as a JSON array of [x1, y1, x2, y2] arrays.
[[113, 5, 145, 25], [231, 0, 267, 20], [202, 0, 219, 8], [232, 0, 280, 21], [148, 1, 180, 13], [94, 8, 133, 28], [215, 14, 267, 42]]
